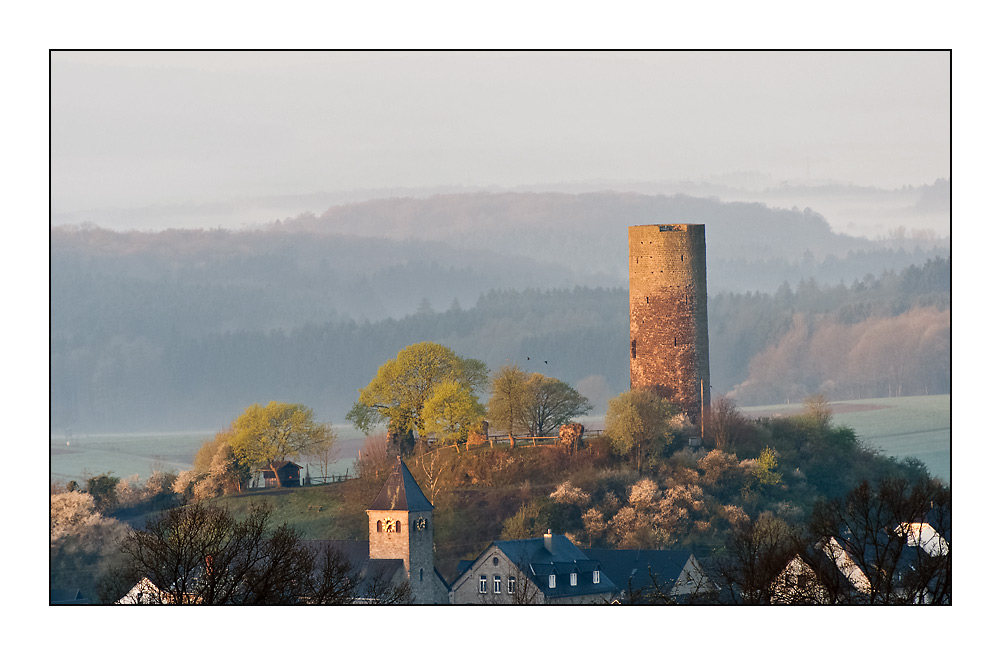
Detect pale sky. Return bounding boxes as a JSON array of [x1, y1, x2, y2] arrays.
[[51, 50, 950, 222]]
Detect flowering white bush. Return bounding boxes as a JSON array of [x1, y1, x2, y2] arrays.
[[549, 481, 590, 506]]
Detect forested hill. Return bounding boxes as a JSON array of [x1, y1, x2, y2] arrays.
[[53, 192, 949, 329], [51, 247, 949, 433], [284, 191, 948, 293], [51, 192, 949, 432]]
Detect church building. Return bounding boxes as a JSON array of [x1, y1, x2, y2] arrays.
[[366, 456, 449, 604]]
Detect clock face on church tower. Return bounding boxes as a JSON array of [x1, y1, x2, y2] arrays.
[[383, 517, 395, 533]]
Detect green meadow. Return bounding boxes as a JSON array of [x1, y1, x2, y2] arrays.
[[743, 394, 950, 483]]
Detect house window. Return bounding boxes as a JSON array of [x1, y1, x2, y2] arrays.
[[548, 574, 556, 589], [494, 575, 502, 593], [508, 576, 516, 594], [570, 572, 578, 586], [593, 571, 600, 584], [479, 575, 487, 593]]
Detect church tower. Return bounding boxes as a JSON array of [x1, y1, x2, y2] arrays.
[[366, 457, 439, 604]]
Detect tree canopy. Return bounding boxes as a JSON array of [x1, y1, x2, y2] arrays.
[[421, 379, 486, 443], [229, 401, 335, 483], [486, 365, 592, 437], [346, 342, 488, 441], [605, 389, 679, 471]]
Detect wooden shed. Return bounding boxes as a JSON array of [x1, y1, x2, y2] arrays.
[[261, 461, 303, 488]]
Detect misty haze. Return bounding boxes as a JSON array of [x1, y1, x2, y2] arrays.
[[49, 50, 950, 608]]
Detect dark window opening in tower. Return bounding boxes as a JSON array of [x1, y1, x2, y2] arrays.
[[631, 339, 637, 359]]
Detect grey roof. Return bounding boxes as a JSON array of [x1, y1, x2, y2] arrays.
[[481, 534, 618, 600], [267, 460, 302, 470], [300, 539, 369, 568], [299, 540, 407, 596], [368, 457, 433, 512], [50, 587, 87, 604], [584, 548, 697, 597]]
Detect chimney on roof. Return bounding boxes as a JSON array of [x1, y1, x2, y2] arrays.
[[544, 529, 553, 553]]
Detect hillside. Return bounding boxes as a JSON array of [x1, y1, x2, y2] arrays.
[[191, 403, 941, 583], [50, 191, 949, 432]]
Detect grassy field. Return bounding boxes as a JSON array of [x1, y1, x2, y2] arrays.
[[209, 481, 369, 541], [50, 396, 951, 486], [50, 431, 214, 485], [50, 427, 369, 486], [743, 394, 951, 483]]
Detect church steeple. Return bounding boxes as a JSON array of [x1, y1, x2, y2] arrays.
[[368, 456, 433, 513], [366, 456, 438, 603]]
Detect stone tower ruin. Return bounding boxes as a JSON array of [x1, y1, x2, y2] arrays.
[[628, 224, 711, 429]]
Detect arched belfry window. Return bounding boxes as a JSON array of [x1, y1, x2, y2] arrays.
[[395, 520, 401, 533], [376, 520, 382, 533]]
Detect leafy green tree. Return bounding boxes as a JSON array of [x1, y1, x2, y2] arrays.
[[85, 472, 121, 511], [487, 364, 532, 442], [229, 401, 335, 486], [754, 446, 783, 487], [500, 500, 549, 540], [487, 365, 592, 440], [421, 379, 486, 444], [520, 373, 592, 436], [605, 389, 678, 472], [347, 342, 488, 441]]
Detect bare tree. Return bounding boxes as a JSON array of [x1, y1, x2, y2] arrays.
[[414, 448, 449, 506], [99, 502, 413, 604], [806, 476, 950, 604], [714, 512, 799, 604], [357, 564, 413, 604], [705, 396, 753, 452]]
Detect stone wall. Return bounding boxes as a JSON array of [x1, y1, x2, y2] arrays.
[[628, 224, 711, 426]]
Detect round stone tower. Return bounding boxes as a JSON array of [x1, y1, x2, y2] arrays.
[[628, 224, 711, 428]]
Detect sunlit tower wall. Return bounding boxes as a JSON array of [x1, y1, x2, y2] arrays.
[[628, 224, 711, 429]]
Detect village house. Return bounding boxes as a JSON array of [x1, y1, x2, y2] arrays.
[[584, 548, 716, 603], [770, 521, 950, 604], [449, 532, 617, 604]]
